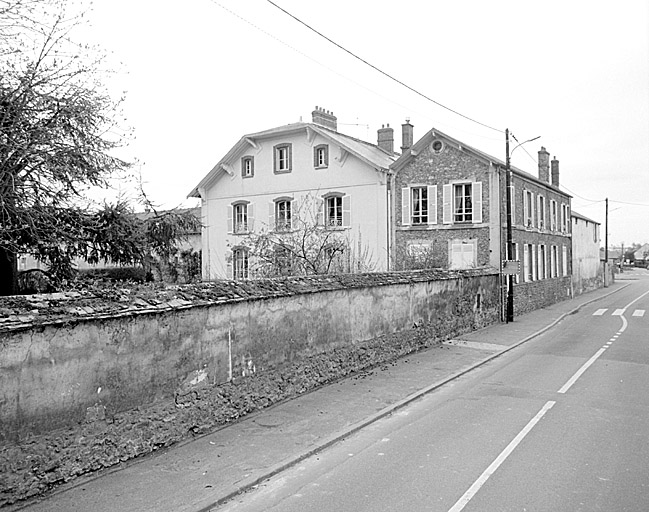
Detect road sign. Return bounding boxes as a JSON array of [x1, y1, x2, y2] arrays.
[[502, 260, 520, 275]]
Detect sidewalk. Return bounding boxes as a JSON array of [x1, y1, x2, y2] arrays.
[[13, 282, 627, 512]]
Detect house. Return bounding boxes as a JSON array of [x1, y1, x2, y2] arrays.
[[391, 124, 573, 315], [631, 243, 649, 266], [571, 211, 602, 294], [188, 107, 397, 280]]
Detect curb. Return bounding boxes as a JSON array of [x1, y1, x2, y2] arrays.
[[198, 283, 629, 512]]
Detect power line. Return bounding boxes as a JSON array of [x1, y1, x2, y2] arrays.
[[207, 0, 436, 123], [266, 0, 504, 134]]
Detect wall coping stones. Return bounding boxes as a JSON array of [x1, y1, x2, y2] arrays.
[[0, 267, 499, 333]]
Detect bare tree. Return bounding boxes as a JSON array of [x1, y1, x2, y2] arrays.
[[0, 0, 167, 294], [230, 193, 376, 278]]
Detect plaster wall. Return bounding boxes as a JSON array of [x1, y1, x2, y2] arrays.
[[0, 270, 500, 440]]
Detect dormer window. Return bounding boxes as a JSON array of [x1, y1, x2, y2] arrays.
[[274, 143, 292, 173], [241, 156, 254, 178], [314, 144, 328, 169]]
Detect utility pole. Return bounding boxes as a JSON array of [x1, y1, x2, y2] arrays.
[[604, 197, 609, 286], [505, 129, 514, 322]]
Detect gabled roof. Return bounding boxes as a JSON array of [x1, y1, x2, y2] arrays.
[[391, 127, 570, 196], [572, 210, 599, 225], [187, 122, 396, 198]]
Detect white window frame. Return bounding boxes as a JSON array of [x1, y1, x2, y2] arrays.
[[442, 181, 482, 224], [523, 190, 535, 229], [232, 247, 249, 280], [550, 200, 558, 232], [275, 199, 292, 231], [274, 143, 292, 173], [314, 144, 328, 168], [320, 194, 351, 229], [241, 156, 254, 178], [228, 202, 254, 234], [402, 185, 437, 226], [562, 245, 569, 276]]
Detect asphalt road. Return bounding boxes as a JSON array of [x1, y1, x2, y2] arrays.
[[217, 273, 649, 512]]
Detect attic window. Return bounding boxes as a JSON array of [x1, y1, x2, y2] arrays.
[[431, 140, 444, 153]]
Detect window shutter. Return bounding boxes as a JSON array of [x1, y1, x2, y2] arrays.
[[342, 195, 351, 228], [268, 201, 275, 231], [227, 205, 233, 234], [316, 198, 324, 226], [428, 185, 437, 224], [510, 184, 516, 226], [532, 244, 537, 280], [530, 192, 535, 228], [472, 182, 482, 223], [523, 190, 529, 227], [523, 244, 530, 282], [401, 188, 410, 226], [248, 203, 255, 232], [442, 184, 452, 224], [226, 252, 233, 279]]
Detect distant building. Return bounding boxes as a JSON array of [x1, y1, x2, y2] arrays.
[[571, 211, 602, 294]]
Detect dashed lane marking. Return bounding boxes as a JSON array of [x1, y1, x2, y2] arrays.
[[612, 309, 626, 316], [593, 309, 608, 316], [633, 310, 645, 317]]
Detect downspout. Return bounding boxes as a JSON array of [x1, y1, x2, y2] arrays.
[[386, 170, 392, 271]]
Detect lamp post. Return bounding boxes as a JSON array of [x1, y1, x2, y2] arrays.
[[504, 129, 540, 323]]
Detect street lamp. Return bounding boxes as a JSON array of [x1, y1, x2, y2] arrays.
[[504, 129, 540, 323]]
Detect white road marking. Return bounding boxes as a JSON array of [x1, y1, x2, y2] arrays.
[[448, 401, 556, 512], [557, 348, 607, 394], [612, 309, 626, 316], [633, 310, 645, 317], [593, 309, 607, 316]]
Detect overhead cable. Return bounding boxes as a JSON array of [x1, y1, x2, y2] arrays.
[[266, 0, 504, 134]]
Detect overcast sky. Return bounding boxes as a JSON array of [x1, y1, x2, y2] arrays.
[[85, 0, 649, 247]]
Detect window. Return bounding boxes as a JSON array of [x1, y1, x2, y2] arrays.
[[449, 239, 477, 269], [561, 204, 570, 233], [232, 248, 249, 280], [229, 202, 253, 234], [551, 245, 558, 277], [274, 143, 292, 173], [273, 245, 294, 276], [454, 183, 473, 222], [550, 200, 558, 231], [275, 199, 292, 231], [523, 190, 535, 228], [319, 194, 350, 229], [326, 195, 343, 227], [562, 246, 569, 276], [537, 195, 546, 229], [523, 244, 535, 282], [539, 244, 547, 279], [412, 187, 428, 224], [314, 144, 328, 168], [241, 156, 254, 178], [443, 182, 482, 224], [401, 185, 437, 226]]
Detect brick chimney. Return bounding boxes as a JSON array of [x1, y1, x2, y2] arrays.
[[377, 124, 394, 153], [538, 146, 550, 183], [551, 157, 560, 187], [311, 106, 337, 131], [401, 119, 413, 152]]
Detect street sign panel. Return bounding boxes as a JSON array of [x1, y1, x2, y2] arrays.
[[502, 260, 520, 275]]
